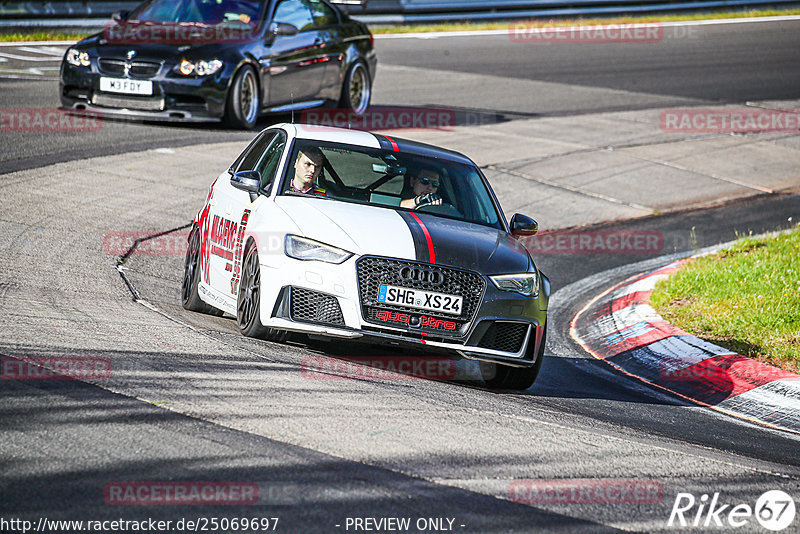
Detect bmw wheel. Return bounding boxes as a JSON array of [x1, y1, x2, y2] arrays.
[[237, 241, 287, 342], [339, 61, 371, 115], [481, 324, 546, 390], [182, 226, 223, 316], [225, 66, 259, 129]]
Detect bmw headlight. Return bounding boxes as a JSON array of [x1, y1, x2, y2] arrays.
[[285, 235, 353, 264], [177, 59, 223, 76], [66, 49, 91, 67], [490, 272, 539, 297]]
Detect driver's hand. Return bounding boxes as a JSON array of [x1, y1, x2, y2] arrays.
[[415, 193, 442, 208]]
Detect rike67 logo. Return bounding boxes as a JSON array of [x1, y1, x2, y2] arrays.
[[668, 490, 796, 531]]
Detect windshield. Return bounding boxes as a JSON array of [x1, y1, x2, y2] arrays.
[[280, 140, 505, 230], [128, 0, 264, 26]]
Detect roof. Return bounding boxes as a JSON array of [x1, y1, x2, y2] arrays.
[[278, 123, 475, 165]]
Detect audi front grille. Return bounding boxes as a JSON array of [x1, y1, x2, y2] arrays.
[[356, 256, 485, 336]]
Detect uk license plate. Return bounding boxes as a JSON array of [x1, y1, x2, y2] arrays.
[[377, 285, 462, 315], [99, 77, 153, 95]]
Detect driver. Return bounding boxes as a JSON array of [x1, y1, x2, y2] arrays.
[[400, 165, 443, 210], [290, 147, 327, 196]]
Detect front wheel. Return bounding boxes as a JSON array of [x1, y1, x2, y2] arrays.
[[237, 241, 287, 342], [338, 62, 371, 115], [481, 324, 546, 390], [225, 66, 259, 129]]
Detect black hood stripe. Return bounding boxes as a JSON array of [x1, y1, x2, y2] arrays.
[[409, 212, 436, 264], [412, 213, 531, 273], [397, 211, 433, 263], [399, 212, 531, 273]]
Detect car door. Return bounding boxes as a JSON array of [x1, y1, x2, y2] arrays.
[[307, 0, 344, 101], [207, 129, 279, 300], [266, 0, 327, 105]]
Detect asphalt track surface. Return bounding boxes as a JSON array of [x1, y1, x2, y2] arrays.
[[2, 18, 800, 173], [1, 18, 800, 533]]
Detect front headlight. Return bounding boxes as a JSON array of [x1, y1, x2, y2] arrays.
[[66, 49, 90, 67], [177, 58, 223, 76], [285, 235, 353, 264], [490, 272, 539, 297]]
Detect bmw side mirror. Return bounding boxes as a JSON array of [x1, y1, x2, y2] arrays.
[[232, 170, 261, 202], [271, 22, 299, 37], [112, 10, 129, 23], [510, 214, 538, 236]]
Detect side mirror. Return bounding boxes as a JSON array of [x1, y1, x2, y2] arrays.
[[112, 10, 129, 23], [510, 214, 538, 236], [231, 170, 261, 202], [271, 22, 299, 37]]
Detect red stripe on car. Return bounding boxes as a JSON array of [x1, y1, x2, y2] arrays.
[[384, 135, 399, 152], [409, 212, 436, 264]]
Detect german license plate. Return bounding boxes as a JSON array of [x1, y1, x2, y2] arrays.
[[99, 77, 153, 95], [377, 285, 462, 315]]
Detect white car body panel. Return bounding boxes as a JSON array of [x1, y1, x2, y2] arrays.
[[274, 196, 417, 259]]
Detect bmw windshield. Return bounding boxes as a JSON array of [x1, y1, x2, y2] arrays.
[[281, 140, 506, 231], [127, 0, 265, 27]]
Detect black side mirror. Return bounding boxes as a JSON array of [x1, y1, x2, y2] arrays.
[[510, 214, 538, 236], [271, 22, 299, 37], [112, 10, 129, 23], [232, 170, 261, 202]]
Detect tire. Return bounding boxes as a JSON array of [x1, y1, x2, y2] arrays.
[[481, 324, 546, 390], [182, 226, 224, 316], [225, 65, 259, 129], [338, 61, 371, 115], [237, 241, 287, 342]]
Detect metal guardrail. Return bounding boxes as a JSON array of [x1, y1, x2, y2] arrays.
[[0, 0, 798, 26]]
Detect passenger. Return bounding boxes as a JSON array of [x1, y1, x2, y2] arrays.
[[290, 147, 327, 196], [400, 164, 443, 209]]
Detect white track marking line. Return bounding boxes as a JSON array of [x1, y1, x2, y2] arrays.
[[0, 41, 75, 47], [17, 46, 66, 56], [0, 52, 64, 62]]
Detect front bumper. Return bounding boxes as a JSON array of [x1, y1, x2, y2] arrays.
[[60, 61, 228, 122], [257, 254, 549, 368]]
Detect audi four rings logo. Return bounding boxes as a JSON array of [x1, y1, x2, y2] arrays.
[[399, 266, 444, 285]]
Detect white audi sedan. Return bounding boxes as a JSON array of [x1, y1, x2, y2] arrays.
[[182, 124, 550, 389]]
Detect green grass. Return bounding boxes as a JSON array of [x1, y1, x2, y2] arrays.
[[0, 7, 798, 41], [0, 30, 90, 42], [651, 225, 800, 373]]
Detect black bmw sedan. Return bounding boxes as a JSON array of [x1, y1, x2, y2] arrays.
[[59, 0, 376, 128]]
